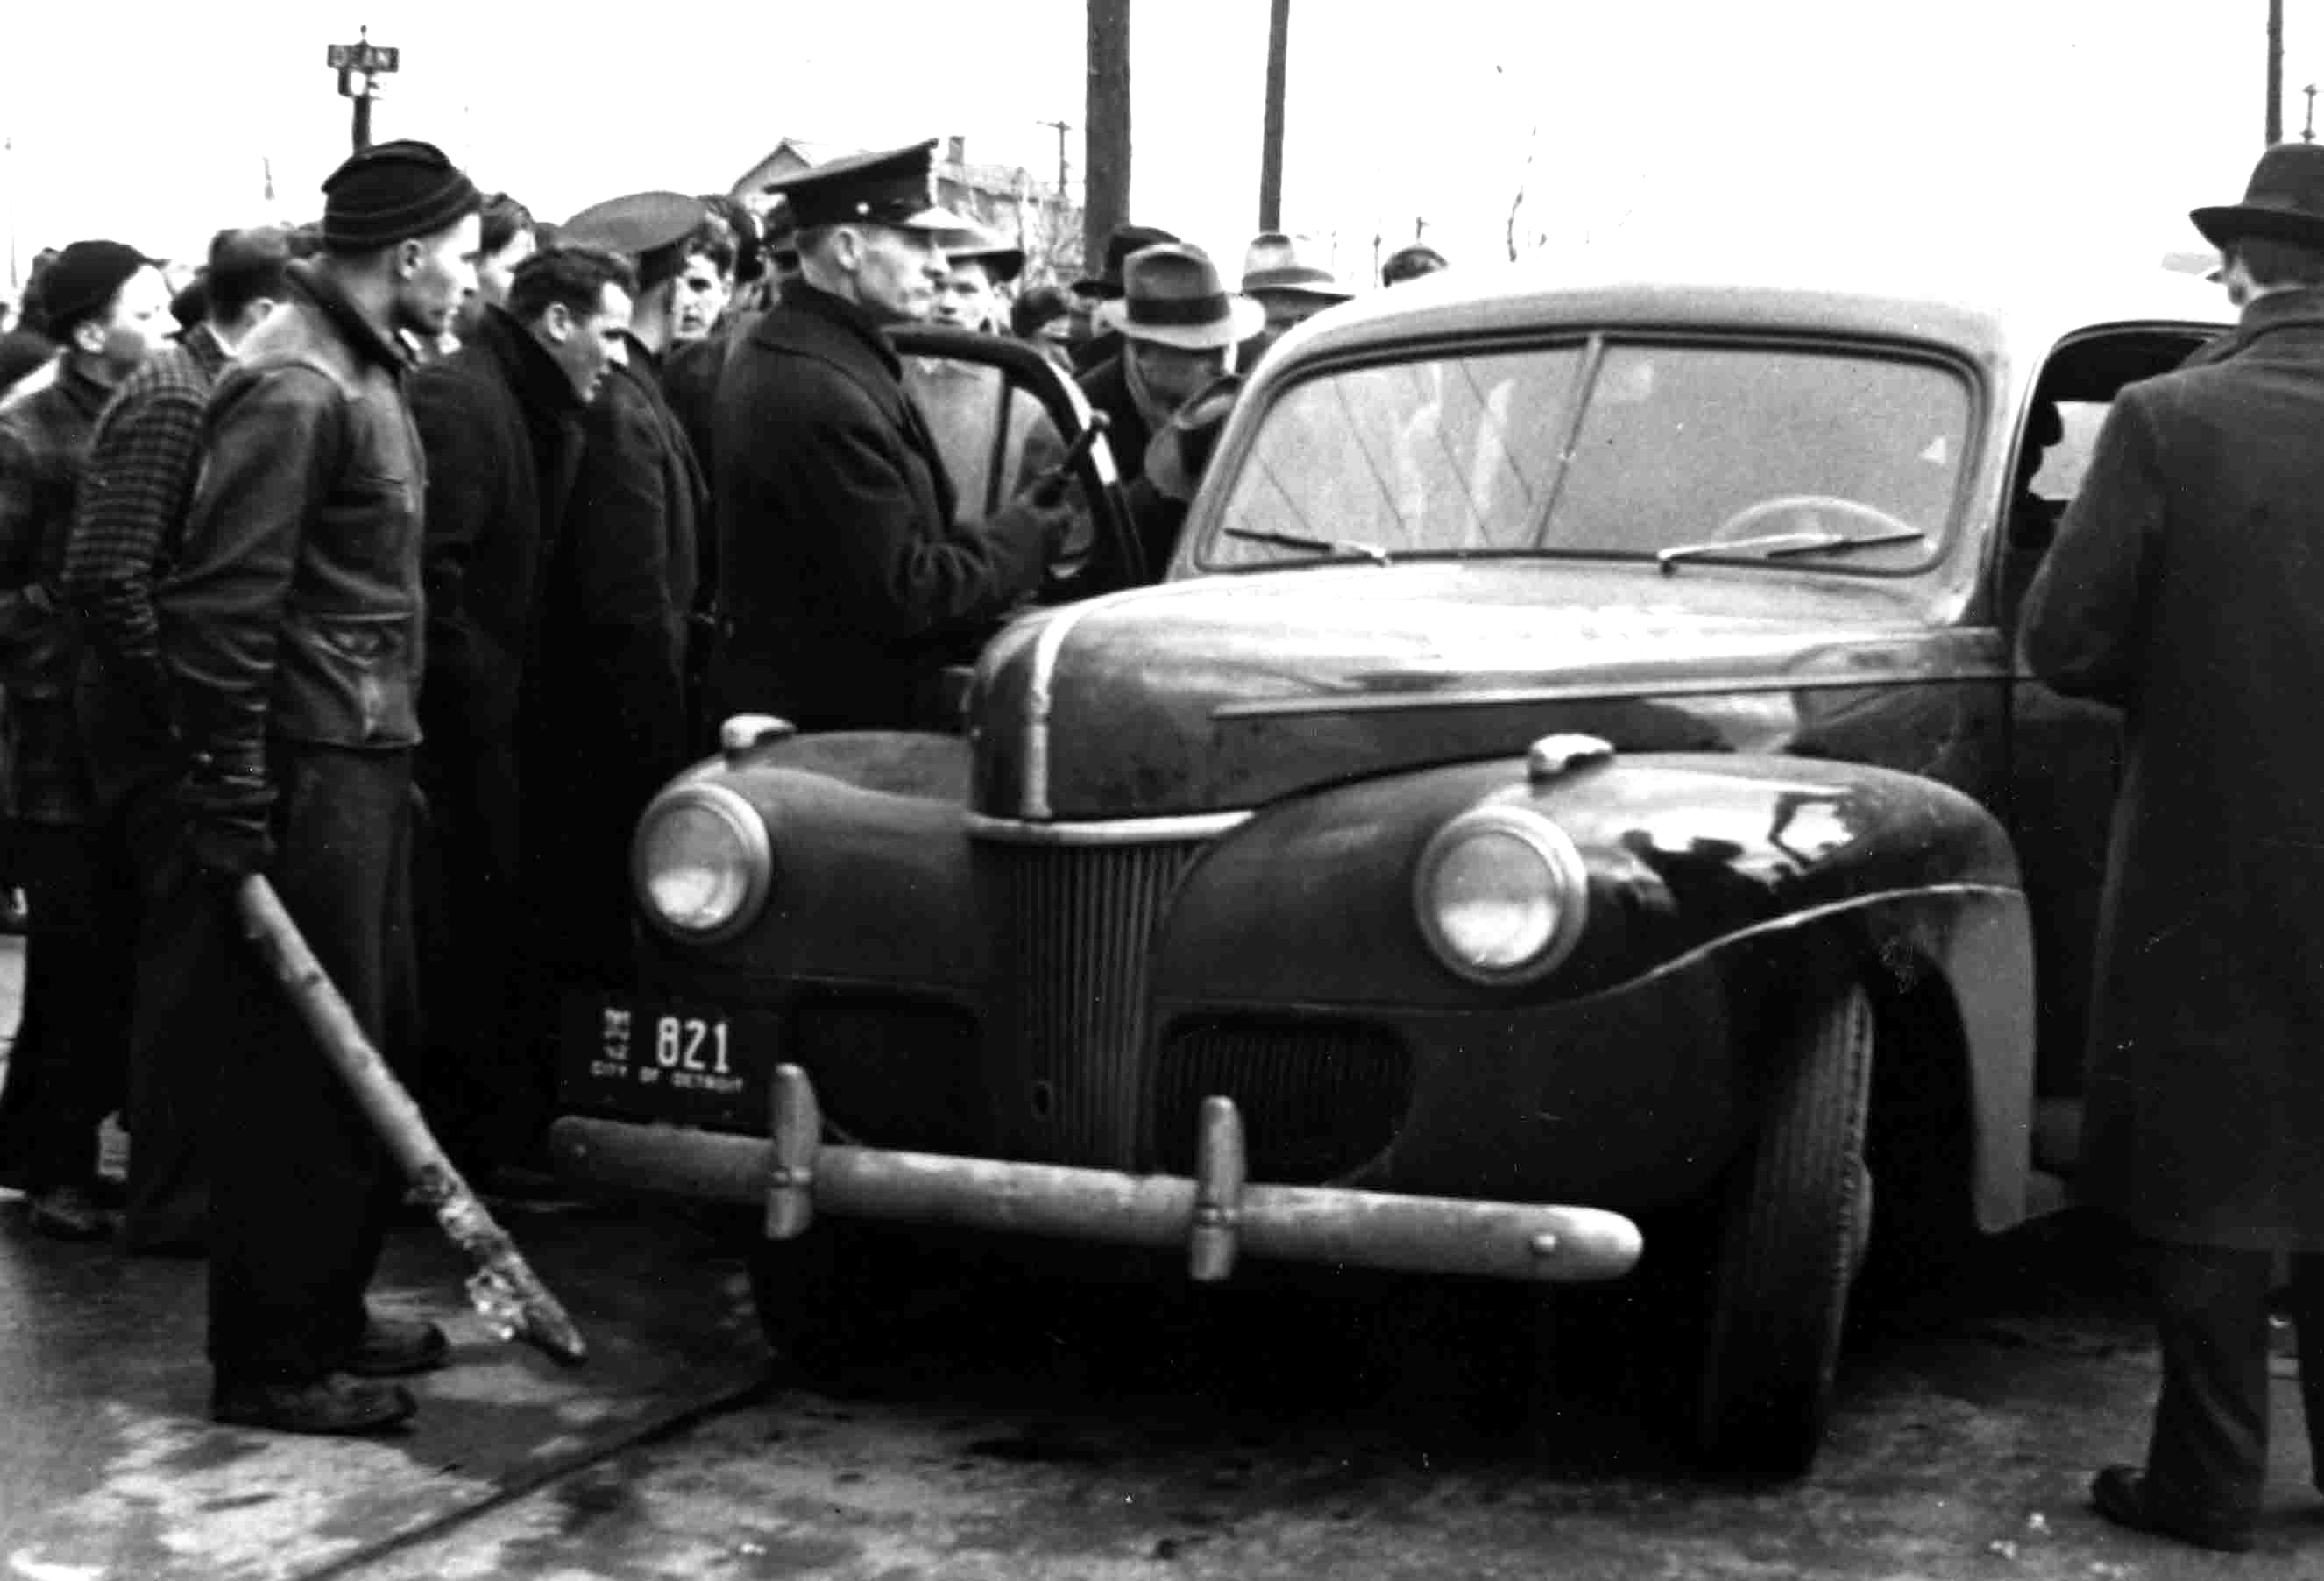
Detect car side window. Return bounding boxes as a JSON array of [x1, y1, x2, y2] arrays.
[[903, 353, 1065, 524]]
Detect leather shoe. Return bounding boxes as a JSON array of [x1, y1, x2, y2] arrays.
[[340, 1313, 450, 1378], [211, 1375, 415, 1436], [2089, 1464, 2257, 1554], [25, 1185, 119, 1242]]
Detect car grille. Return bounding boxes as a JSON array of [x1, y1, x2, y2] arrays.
[[1151, 1020, 1414, 1184], [787, 990, 984, 1153], [989, 838, 1212, 1168]]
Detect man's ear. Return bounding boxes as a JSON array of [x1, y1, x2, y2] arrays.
[[394, 238, 424, 279], [542, 301, 573, 343], [70, 316, 109, 357]]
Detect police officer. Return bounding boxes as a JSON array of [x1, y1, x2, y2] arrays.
[[704, 141, 1073, 732]]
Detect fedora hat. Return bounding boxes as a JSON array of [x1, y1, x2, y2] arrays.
[[1240, 231, 1352, 301], [1072, 223, 1179, 299], [1095, 244, 1264, 351], [2193, 143, 2324, 250]]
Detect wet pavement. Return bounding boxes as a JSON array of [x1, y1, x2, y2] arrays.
[[4, 911, 2324, 1578], [342, 1221, 2324, 1580], [0, 939, 768, 1581]]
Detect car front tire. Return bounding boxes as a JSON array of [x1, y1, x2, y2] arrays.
[[1690, 962, 1875, 1475]]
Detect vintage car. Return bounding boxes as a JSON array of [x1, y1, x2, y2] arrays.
[[549, 266, 2232, 1473]]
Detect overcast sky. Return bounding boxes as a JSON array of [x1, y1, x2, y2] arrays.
[[4, 2, 2316, 291]]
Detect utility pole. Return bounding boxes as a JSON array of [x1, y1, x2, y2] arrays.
[[4, 136, 16, 296], [2268, 0, 2285, 144], [327, 26, 400, 153], [2306, 84, 2319, 143], [1258, 0, 1290, 231], [1036, 117, 1073, 200], [1084, 0, 1132, 268]]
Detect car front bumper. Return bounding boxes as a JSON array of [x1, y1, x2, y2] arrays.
[[549, 1064, 1643, 1285]]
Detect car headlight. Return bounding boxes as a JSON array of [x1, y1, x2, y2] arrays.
[[1412, 805, 1589, 985], [632, 783, 772, 942]]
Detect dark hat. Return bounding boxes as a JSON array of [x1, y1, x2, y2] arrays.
[[1241, 232, 1352, 301], [764, 140, 968, 232], [2193, 143, 2324, 250], [39, 239, 162, 339], [936, 222, 1025, 285], [1144, 371, 1244, 502], [1095, 243, 1263, 351], [562, 191, 708, 292], [321, 139, 482, 251], [1073, 223, 1179, 299]]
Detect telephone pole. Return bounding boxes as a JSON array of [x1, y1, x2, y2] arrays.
[[1036, 117, 1073, 200], [1084, 0, 1131, 266], [1258, 0, 1290, 230], [2269, 0, 2285, 144]]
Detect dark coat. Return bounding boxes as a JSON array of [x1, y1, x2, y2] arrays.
[[2021, 287, 2324, 1251], [0, 359, 108, 823], [705, 284, 1057, 732], [515, 340, 698, 980], [550, 337, 695, 761], [409, 304, 586, 751], [1077, 351, 1152, 491]]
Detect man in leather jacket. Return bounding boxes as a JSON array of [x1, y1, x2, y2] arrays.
[[154, 139, 481, 1437]]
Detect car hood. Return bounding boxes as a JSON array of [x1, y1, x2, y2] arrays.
[[972, 564, 2001, 819]]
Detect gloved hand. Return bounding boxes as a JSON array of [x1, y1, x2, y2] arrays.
[[174, 758, 275, 882]]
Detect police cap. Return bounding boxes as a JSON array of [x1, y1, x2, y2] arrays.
[[767, 140, 969, 233], [561, 191, 707, 292]]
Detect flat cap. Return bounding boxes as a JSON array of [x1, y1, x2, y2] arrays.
[[561, 191, 707, 290]]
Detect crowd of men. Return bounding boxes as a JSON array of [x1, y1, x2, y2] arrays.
[[0, 135, 1446, 1438]]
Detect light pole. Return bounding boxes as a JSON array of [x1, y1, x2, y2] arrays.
[[2306, 84, 2319, 143]]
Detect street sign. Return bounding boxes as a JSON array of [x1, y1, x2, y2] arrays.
[[325, 41, 399, 74]]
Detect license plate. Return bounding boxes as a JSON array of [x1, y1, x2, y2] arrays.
[[558, 989, 764, 1131]]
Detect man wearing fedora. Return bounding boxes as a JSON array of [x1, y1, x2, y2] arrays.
[[1239, 231, 1354, 365], [1077, 244, 1260, 502], [705, 141, 1074, 732], [1069, 222, 1177, 374], [2023, 140, 2324, 1553]]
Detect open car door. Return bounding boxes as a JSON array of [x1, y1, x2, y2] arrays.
[[891, 324, 1142, 597]]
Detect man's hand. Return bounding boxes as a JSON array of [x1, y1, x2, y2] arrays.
[[174, 758, 275, 881]]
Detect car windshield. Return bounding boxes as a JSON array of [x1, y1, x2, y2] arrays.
[[1201, 341, 1973, 572]]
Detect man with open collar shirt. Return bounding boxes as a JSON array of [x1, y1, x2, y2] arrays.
[[156, 140, 481, 1436], [705, 140, 1074, 733]]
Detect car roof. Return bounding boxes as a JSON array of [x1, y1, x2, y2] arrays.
[[1272, 250, 2234, 368]]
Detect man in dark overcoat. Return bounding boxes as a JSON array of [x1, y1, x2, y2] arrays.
[[542, 194, 705, 981], [409, 243, 635, 1173], [2022, 140, 2324, 1553], [705, 141, 1071, 732]]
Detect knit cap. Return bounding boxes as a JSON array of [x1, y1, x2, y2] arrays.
[[321, 140, 482, 250]]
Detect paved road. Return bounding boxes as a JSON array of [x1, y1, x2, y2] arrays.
[[349, 1220, 2316, 1580], [4, 915, 2316, 1580]]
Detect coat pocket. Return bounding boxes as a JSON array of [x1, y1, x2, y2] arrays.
[[280, 606, 420, 745]]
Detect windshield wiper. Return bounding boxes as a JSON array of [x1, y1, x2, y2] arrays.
[[1222, 527, 1393, 565], [1655, 527, 1925, 575]]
